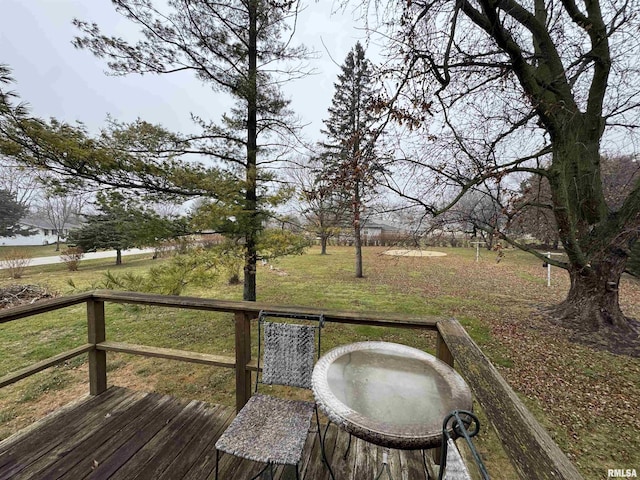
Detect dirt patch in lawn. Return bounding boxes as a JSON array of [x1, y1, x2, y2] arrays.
[[383, 249, 448, 257]]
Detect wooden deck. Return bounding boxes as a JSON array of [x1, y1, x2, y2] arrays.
[[0, 387, 429, 480]]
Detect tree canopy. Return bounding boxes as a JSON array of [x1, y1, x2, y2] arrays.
[[289, 156, 350, 255], [0, 188, 31, 238], [0, 0, 308, 301], [321, 42, 382, 277], [68, 191, 187, 265], [372, 0, 640, 339]]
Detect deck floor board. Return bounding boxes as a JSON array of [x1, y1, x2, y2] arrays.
[[0, 387, 429, 479]]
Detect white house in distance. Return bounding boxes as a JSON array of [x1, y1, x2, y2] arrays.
[[0, 216, 79, 246], [334, 220, 409, 246]]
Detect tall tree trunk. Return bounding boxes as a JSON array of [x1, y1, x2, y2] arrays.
[[354, 182, 363, 278], [546, 125, 633, 334], [320, 234, 328, 255], [354, 219, 363, 277], [548, 129, 637, 337], [549, 248, 637, 337], [243, 0, 258, 302]]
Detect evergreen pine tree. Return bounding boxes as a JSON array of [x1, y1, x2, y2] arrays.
[[0, 189, 30, 237], [1, 2, 308, 301], [321, 42, 380, 278]]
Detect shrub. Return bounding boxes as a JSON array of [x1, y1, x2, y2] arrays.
[[60, 247, 84, 271], [1, 249, 32, 279]]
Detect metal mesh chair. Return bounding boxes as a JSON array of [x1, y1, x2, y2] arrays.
[[215, 311, 330, 480]]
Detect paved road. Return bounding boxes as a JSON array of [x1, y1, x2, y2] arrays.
[[0, 248, 155, 269]]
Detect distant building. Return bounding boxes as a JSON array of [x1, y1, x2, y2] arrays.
[[0, 216, 81, 246], [335, 220, 410, 246]]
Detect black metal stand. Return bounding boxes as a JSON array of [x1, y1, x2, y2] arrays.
[[315, 407, 337, 480], [438, 410, 490, 480], [373, 448, 394, 480]]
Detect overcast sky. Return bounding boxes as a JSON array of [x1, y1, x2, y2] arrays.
[[0, 0, 373, 142]]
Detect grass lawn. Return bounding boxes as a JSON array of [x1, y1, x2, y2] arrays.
[[0, 245, 638, 479], [0, 243, 71, 259]]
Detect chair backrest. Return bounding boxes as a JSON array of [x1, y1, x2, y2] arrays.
[[256, 311, 325, 392]]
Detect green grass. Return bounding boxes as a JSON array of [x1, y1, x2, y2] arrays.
[[0, 244, 638, 479], [18, 370, 71, 403], [0, 244, 71, 259]]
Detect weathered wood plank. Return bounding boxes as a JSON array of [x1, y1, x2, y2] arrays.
[[178, 406, 235, 480], [354, 436, 375, 479], [435, 329, 454, 464], [52, 393, 179, 480], [96, 341, 236, 369], [210, 447, 247, 480], [0, 344, 92, 389], [297, 430, 318, 480], [302, 422, 337, 480], [0, 387, 121, 468], [96, 399, 208, 480], [437, 317, 583, 480], [227, 455, 267, 480], [1, 387, 435, 480], [399, 447, 427, 480], [91, 289, 440, 329], [385, 448, 403, 480], [156, 404, 229, 480], [234, 311, 252, 412], [87, 299, 107, 395], [131, 401, 214, 480], [332, 429, 358, 480], [320, 422, 341, 480], [0, 289, 438, 336], [18, 392, 162, 479], [0, 388, 144, 480]]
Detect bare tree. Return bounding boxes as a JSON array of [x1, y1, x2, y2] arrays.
[[511, 176, 561, 249], [372, 0, 640, 338], [0, 156, 42, 209], [512, 156, 640, 249], [36, 192, 87, 251], [288, 157, 350, 254], [446, 188, 511, 250]]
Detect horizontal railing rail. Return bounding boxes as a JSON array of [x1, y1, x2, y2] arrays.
[[0, 291, 92, 324], [0, 290, 583, 479], [0, 290, 440, 409], [437, 318, 583, 480], [90, 290, 440, 329]]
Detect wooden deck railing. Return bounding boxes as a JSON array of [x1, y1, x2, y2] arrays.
[[0, 290, 583, 480]]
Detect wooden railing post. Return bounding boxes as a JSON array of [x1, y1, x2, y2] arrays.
[[87, 299, 107, 395], [234, 311, 252, 412], [435, 325, 455, 464], [436, 328, 454, 368]]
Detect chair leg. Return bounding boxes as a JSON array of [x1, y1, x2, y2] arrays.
[[315, 406, 336, 480], [249, 463, 272, 480], [215, 449, 220, 480]]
